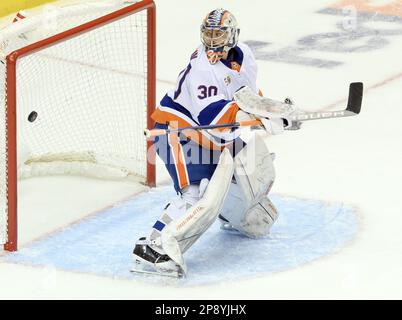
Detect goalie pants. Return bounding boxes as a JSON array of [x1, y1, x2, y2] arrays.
[[153, 123, 245, 192]]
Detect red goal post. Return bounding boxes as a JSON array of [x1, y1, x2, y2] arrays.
[[0, 0, 156, 251]]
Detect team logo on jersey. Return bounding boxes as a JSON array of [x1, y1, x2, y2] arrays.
[[224, 75, 231, 86]]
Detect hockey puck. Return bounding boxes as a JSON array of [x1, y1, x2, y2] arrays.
[[28, 111, 38, 122]]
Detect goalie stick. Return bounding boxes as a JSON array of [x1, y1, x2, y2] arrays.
[[144, 82, 363, 138], [289, 82, 363, 122]]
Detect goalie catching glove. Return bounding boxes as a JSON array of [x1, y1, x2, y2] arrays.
[[233, 86, 302, 133]]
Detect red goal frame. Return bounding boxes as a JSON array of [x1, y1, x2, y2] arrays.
[[4, 0, 156, 251]]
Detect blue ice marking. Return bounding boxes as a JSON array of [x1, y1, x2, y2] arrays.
[[1, 186, 360, 286]]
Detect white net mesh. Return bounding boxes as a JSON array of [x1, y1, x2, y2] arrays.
[[0, 1, 152, 245]]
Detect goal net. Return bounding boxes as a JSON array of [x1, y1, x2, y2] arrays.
[[0, 0, 156, 251]]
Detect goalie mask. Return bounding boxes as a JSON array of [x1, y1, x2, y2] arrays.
[[201, 8, 240, 64]]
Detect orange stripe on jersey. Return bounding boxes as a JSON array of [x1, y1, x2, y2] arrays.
[[168, 133, 189, 190], [152, 108, 225, 151], [151, 108, 192, 128], [215, 103, 240, 132]]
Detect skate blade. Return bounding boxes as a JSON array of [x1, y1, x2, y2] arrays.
[[130, 267, 182, 279], [130, 258, 184, 279]]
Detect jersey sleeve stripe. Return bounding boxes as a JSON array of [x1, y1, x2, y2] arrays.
[[198, 99, 240, 131], [199, 100, 239, 134], [152, 108, 228, 150], [213, 103, 239, 129], [197, 99, 230, 125], [160, 94, 199, 123], [152, 106, 198, 127]]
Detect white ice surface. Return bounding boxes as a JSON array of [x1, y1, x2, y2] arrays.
[[0, 0, 402, 299]]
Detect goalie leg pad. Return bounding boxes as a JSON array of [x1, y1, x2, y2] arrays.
[[160, 148, 234, 274], [133, 179, 210, 278], [239, 195, 278, 238], [220, 132, 278, 238]]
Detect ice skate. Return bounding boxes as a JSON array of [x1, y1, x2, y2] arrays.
[[131, 237, 185, 278]]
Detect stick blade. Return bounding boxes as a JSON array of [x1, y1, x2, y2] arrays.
[[347, 82, 363, 114]]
